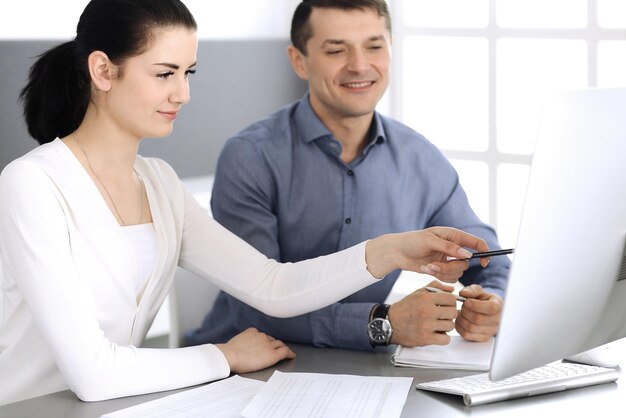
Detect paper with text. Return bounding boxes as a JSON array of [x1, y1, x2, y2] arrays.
[[241, 371, 412, 418], [392, 335, 494, 371], [101, 375, 264, 418]]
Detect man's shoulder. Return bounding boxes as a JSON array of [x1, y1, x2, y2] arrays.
[[378, 114, 441, 153]]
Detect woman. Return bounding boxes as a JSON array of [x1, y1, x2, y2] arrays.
[[0, 0, 487, 405]]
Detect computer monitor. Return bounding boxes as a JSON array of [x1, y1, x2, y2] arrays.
[[489, 87, 626, 381]]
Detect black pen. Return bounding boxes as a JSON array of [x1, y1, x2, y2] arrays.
[[446, 248, 514, 262]]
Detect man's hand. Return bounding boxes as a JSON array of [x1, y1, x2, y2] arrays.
[[388, 280, 459, 346], [455, 285, 503, 342]]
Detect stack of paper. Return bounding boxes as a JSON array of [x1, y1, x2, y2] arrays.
[[102, 372, 413, 418], [242, 371, 412, 418], [101, 375, 264, 418], [392, 336, 494, 371]]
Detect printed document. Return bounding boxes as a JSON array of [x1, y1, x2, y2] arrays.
[[241, 371, 412, 418], [392, 335, 494, 371], [101, 375, 264, 418]]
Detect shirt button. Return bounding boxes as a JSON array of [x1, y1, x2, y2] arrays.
[[345, 218, 352, 224], [347, 169, 354, 176]]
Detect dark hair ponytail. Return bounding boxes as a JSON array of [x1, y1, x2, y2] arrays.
[[20, 0, 197, 145], [20, 41, 90, 145]]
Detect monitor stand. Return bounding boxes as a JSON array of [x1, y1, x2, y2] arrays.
[[564, 343, 619, 368]]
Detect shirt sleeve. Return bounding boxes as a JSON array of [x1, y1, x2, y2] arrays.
[[197, 138, 379, 350]]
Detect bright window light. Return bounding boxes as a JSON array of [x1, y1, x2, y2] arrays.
[[450, 159, 490, 224], [403, 36, 489, 151], [496, 0, 587, 28], [496, 39, 587, 155], [497, 163, 530, 249], [598, 41, 626, 87], [597, 0, 626, 28], [403, 0, 489, 28]]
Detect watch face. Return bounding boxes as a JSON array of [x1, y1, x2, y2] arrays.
[[368, 318, 392, 344]]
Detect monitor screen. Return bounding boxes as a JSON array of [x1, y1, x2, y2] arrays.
[[489, 87, 626, 380]]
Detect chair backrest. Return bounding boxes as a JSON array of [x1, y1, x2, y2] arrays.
[[0, 261, 4, 323], [168, 267, 221, 348]]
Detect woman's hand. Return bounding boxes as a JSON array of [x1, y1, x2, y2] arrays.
[[365, 227, 490, 282], [215, 328, 295, 374]]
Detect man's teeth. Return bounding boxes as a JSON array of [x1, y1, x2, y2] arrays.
[[344, 81, 371, 88]]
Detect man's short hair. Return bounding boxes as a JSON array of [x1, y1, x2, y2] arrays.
[[290, 0, 392, 55]]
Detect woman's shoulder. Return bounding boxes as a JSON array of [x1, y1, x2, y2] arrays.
[[135, 156, 184, 194], [1, 139, 68, 181]]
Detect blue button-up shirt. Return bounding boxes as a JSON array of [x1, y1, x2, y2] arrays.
[[186, 95, 510, 350]]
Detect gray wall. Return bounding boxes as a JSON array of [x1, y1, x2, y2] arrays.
[[0, 40, 307, 177]]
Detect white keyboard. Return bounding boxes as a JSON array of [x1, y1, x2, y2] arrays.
[[416, 361, 619, 406]]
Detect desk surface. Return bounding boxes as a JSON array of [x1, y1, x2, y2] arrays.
[[2, 340, 624, 418]]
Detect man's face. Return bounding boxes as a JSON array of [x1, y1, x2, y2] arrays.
[[289, 7, 391, 124]]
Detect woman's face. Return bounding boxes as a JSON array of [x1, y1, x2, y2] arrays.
[[104, 26, 198, 140]]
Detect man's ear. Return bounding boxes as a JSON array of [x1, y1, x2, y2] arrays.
[[287, 45, 309, 81], [87, 50, 116, 92]]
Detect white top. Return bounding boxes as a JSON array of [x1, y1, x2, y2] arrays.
[[122, 223, 157, 301], [0, 139, 377, 405]]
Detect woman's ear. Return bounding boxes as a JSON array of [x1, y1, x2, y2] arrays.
[[287, 45, 310, 81], [87, 50, 116, 92]]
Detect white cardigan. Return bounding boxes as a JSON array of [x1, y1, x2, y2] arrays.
[[0, 139, 377, 405]]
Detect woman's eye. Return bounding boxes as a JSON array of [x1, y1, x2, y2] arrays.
[[157, 71, 174, 79]]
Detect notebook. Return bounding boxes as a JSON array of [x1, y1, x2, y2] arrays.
[[391, 336, 493, 371]]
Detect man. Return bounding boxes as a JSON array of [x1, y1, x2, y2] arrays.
[[187, 0, 510, 351]]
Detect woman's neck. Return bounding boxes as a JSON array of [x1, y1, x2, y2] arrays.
[[67, 113, 141, 180]]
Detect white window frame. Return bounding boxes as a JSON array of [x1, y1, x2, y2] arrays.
[[387, 0, 625, 232]]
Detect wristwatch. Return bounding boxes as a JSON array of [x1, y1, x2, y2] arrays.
[[368, 304, 393, 346]]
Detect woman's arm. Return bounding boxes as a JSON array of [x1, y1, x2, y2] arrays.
[[179, 188, 487, 318]]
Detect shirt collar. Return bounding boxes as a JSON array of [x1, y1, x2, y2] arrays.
[[294, 93, 388, 146]]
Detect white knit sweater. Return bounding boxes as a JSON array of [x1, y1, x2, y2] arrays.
[[0, 139, 376, 405]]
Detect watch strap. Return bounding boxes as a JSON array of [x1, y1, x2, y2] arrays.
[[371, 303, 391, 320]]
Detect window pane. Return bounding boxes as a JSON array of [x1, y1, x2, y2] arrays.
[[403, 37, 489, 151], [496, 39, 587, 155], [496, 0, 587, 28], [598, 0, 626, 28], [188, 0, 296, 39], [403, 0, 489, 28], [450, 159, 490, 224], [0, 2, 82, 38], [497, 163, 530, 249], [598, 41, 626, 87]]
